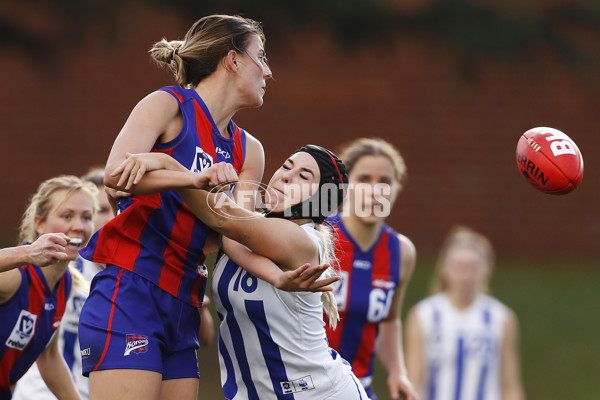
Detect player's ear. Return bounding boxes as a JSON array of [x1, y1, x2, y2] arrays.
[[224, 50, 238, 73], [34, 215, 44, 237]]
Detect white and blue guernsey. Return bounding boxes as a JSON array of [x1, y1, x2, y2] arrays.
[[212, 223, 369, 400], [415, 293, 508, 400]]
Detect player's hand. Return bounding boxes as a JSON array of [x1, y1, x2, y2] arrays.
[[27, 233, 70, 267], [274, 263, 340, 292], [194, 162, 238, 190], [111, 152, 172, 190], [388, 373, 419, 400]]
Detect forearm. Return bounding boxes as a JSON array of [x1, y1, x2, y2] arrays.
[[376, 319, 407, 376], [222, 237, 288, 285], [37, 354, 81, 400], [107, 169, 198, 195], [503, 386, 526, 400], [199, 308, 215, 346], [0, 246, 29, 272]]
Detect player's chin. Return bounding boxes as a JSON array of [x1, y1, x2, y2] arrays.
[[65, 244, 82, 259], [253, 96, 264, 108], [357, 213, 383, 226]]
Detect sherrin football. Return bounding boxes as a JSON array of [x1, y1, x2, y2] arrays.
[[515, 127, 584, 195]]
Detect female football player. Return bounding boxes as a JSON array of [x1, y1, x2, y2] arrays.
[[324, 137, 418, 400], [77, 14, 334, 400], [405, 226, 525, 400], [0, 175, 97, 400]]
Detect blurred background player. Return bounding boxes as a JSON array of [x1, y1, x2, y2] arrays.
[[13, 167, 114, 400], [0, 175, 98, 400], [405, 226, 525, 400], [324, 137, 418, 400]]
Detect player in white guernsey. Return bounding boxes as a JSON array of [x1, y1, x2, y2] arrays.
[[110, 144, 369, 399], [405, 226, 525, 400]]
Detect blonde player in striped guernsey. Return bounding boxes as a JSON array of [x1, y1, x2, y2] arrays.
[[405, 226, 525, 400]]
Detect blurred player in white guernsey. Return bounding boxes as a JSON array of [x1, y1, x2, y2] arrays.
[[405, 226, 525, 400]]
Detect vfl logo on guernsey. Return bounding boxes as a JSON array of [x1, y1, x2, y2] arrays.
[[280, 375, 315, 394], [191, 147, 214, 173], [353, 260, 372, 270], [5, 310, 37, 350], [124, 334, 149, 356]]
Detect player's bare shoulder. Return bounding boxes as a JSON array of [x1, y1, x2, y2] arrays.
[[397, 232, 416, 280], [239, 130, 265, 180]]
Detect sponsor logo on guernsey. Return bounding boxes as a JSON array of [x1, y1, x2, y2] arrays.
[[124, 334, 149, 356], [215, 147, 231, 159], [5, 310, 37, 350], [81, 347, 91, 358], [280, 375, 315, 394], [191, 147, 214, 173], [353, 259, 372, 270], [44, 303, 55, 310], [372, 279, 395, 289]]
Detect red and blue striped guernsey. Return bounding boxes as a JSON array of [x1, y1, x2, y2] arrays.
[[324, 213, 402, 383], [0, 265, 71, 394], [80, 86, 247, 308]]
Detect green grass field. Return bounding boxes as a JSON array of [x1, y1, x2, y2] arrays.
[[197, 256, 600, 399]]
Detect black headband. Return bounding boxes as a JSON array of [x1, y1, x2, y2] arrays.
[[264, 145, 348, 223]]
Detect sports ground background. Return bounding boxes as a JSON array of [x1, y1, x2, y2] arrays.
[[1, 1, 599, 398]]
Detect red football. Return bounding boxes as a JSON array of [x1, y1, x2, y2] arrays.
[[515, 127, 584, 195]]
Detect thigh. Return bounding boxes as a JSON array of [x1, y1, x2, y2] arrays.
[[90, 369, 162, 400], [159, 378, 198, 400]]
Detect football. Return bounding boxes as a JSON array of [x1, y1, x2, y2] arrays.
[[515, 127, 584, 195]]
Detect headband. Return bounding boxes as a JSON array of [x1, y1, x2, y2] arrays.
[[264, 144, 348, 223]]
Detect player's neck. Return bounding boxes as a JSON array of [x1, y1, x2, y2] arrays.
[[194, 78, 235, 138], [341, 214, 383, 252], [445, 290, 477, 311], [40, 261, 69, 292]]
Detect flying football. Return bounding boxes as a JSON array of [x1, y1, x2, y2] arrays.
[[515, 127, 584, 195]]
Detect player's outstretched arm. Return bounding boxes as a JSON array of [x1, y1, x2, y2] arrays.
[[501, 309, 526, 400], [0, 233, 70, 273], [222, 237, 339, 292], [36, 331, 82, 400], [109, 152, 239, 194]]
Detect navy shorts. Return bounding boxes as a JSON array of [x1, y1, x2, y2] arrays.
[[79, 265, 200, 380]]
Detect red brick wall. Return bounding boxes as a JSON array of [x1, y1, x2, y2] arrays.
[[1, 5, 598, 260]]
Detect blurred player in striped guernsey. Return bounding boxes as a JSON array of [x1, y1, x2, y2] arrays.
[[405, 226, 525, 400], [76, 14, 272, 400], [0, 175, 98, 400], [324, 138, 418, 400]]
